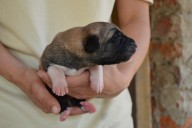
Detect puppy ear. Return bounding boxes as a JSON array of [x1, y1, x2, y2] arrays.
[[83, 35, 100, 53]]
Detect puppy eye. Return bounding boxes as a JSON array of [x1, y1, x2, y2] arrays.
[[83, 35, 100, 53]]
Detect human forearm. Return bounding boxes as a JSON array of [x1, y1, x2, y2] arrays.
[[0, 43, 27, 86], [116, 0, 151, 87], [0, 43, 61, 114], [38, 0, 151, 99], [38, 18, 151, 98], [118, 17, 150, 84], [100, 0, 151, 97]]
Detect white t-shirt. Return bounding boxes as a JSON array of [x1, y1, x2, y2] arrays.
[[0, 0, 152, 128]]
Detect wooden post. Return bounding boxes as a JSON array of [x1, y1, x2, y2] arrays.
[[135, 55, 152, 128]]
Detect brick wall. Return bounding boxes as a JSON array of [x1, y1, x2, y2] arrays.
[[150, 0, 192, 128]]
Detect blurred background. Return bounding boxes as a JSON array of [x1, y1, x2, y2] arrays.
[[150, 1, 192, 128]]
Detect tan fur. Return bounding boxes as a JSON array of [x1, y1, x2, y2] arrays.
[[40, 22, 136, 113], [51, 22, 117, 58]]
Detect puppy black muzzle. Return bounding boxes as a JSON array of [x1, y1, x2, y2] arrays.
[[93, 30, 137, 65]]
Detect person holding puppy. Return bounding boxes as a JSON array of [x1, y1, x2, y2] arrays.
[[0, 0, 153, 128]]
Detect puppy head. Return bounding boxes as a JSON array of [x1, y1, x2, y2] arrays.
[[83, 22, 137, 65], [51, 22, 137, 65]]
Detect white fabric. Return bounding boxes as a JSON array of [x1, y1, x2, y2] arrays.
[[0, 0, 148, 127]]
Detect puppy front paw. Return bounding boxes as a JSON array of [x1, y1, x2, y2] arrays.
[[89, 65, 104, 93], [90, 78, 104, 93], [52, 79, 68, 96], [80, 101, 96, 113], [47, 65, 68, 96]]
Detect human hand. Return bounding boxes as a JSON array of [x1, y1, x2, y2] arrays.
[[67, 65, 129, 99], [18, 68, 61, 114], [38, 65, 130, 99], [37, 68, 94, 117], [19, 68, 89, 119], [37, 64, 132, 121]]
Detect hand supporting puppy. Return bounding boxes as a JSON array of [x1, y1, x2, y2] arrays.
[[38, 65, 130, 100], [38, 62, 133, 121], [17, 68, 61, 114], [21, 68, 94, 121], [0, 43, 90, 120]]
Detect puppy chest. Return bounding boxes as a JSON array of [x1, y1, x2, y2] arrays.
[[50, 64, 88, 76]]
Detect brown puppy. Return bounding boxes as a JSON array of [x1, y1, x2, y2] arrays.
[[40, 22, 136, 121]]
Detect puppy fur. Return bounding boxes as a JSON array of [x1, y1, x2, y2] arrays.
[[40, 22, 137, 119]]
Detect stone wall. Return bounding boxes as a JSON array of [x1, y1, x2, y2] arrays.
[[150, 0, 192, 128]]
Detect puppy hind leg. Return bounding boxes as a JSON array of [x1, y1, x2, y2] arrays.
[[47, 65, 68, 96], [89, 65, 104, 93], [59, 102, 96, 121], [80, 101, 96, 113], [60, 108, 72, 121]]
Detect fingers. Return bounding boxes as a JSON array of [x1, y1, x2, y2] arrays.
[[68, 107, 88, 116], [60, 107, 89, 121], [51, 106, 60, 114], [30, 82, 61, 114], [37, 70, 52, 88], [60, 108, 72, 121], [58, 107, 87, 122], [22, 69, 61, 115], [66, 71, 90, 87], [45, 94, 61, 114], [59, 105, 96, 122], [37, 70, 97, 120]]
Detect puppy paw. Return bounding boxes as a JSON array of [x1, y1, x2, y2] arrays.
[[80, 101, 96, 113], [90, 81, 104, 93], [89, 65, 104, 93], [47, 65, 68, 96], [52, 79, 68, 96], [60, 108, 71, 121], [52, 85, 68, 96]]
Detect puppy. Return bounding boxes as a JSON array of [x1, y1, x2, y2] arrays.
[[40, 22, 137, 121]]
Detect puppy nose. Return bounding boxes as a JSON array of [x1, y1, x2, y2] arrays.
[[114, 30, 123, 37], [128, 38, 137, 48], [127, 38, 137, 52], [129, 43, 137, 53]]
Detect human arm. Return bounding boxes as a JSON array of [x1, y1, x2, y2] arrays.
[[70, 0, 151, 98], [38, 0, 151, 99], [0, 43, 61, 114]]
